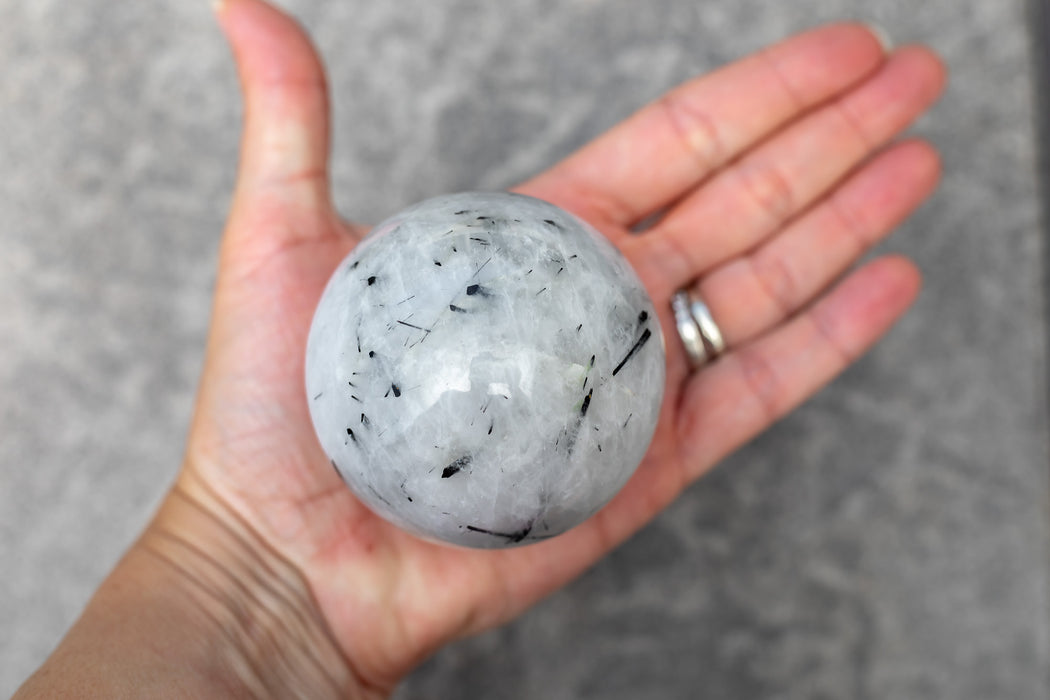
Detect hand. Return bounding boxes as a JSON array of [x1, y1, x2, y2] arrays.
[[196, 0, 945, 691], [16, 1, 945, 697]]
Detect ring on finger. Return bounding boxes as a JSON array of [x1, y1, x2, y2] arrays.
[[688, 292, 726, 360], [671, 290, 708, 369]]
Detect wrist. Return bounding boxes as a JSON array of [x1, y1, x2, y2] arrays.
[[142, 474, 377, 699], [17, 473, 379, 700]]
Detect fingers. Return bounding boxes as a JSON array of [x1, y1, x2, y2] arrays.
[[517, 23, 888, 233], [636, 46, 946, 293], [696, 139, 940, 346], [215, 0, 339, 238], [676, 256, 921, 476]]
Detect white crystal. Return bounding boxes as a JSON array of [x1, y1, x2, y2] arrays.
[[305, 192, 665, 547]]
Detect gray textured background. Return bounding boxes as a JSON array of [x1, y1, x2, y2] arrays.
[[2, 1, 1046, 698]]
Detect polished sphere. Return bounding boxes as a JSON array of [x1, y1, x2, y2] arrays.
[[305, 192, 665, 548]]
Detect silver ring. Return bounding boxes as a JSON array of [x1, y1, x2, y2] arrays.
[[671, 290, 708, 369], [688, 293, 726, 359]]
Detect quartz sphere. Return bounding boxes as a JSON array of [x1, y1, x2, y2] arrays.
[[305, 192, 665, 548]]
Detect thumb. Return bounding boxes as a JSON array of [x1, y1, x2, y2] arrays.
[[215, 0, 334, 225]]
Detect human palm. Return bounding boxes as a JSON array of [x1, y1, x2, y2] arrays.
[[181, 0, 944, 692]]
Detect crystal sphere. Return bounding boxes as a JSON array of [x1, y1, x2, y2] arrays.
[[305, 192, 665, 548]]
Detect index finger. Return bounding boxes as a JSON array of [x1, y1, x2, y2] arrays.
[[517, 23, 889, 234]]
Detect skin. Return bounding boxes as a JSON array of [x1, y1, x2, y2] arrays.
[[15, 0, 946, 697]]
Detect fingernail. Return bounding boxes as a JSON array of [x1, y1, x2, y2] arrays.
[[865, 23, 893, 52]]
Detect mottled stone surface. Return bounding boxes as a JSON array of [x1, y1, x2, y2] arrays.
[[2, 1, 1047, 698], [306, 192, 663, 547]]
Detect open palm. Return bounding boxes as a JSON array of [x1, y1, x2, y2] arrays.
[[179, 0, 944, 693]]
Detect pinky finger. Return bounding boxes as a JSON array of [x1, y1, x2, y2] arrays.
[[675, 255, 921, 478]]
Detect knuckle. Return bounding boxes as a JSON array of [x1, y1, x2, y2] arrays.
[[750, 252, 799, 317], [832, 100, 876, 151], [657, 91, 726, 175], [828, 193, 873, 252], [734, 348, 784, 423], [809, 308, 856, 368], [736, 159, 795, 225]]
